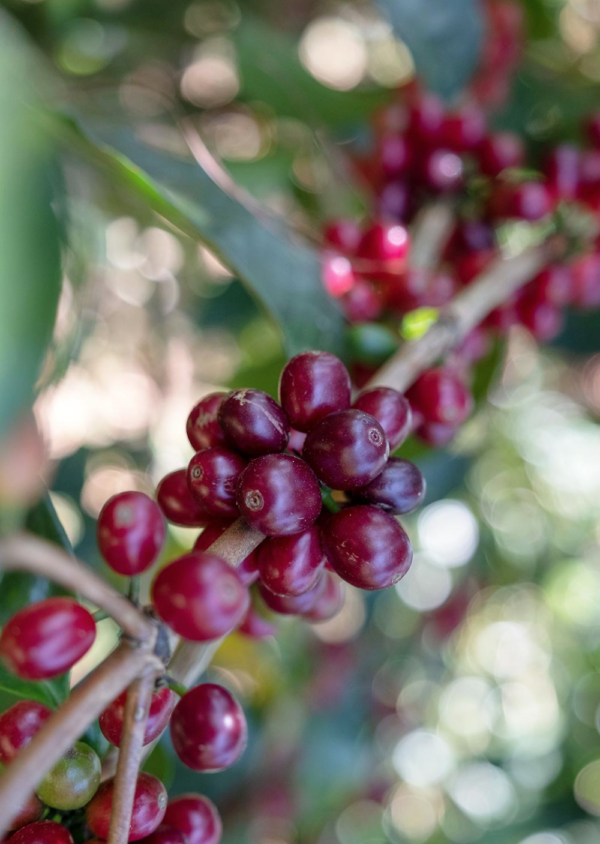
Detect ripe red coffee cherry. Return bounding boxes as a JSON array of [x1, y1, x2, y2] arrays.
[[99, 687, 177, 747], [321, 252, 356, 297], [0, 598, 95, 680], [377, 180, 412, 222], [529, 264, 572, 307], [194, 521, 260, 585], [279, 351, 351, 433], [97, 491, 165, 576], [518, 296, 563, 341], [421, 149, 464, 193], [386, 268, 457, 314], [478, 132, 525, 177], [545, 144, 580, 201], [416, 420, 459, 447], [187, 393, 227, 451], [170, 683, 247, 772], [380, 135, 411, 178], [9, 821, 73, 844], [156, 470, 210, 528], [139, 827, 188, 844], [258, 526, 325, 597], [406, 368, 472, 426], [238, 603, 277, 639], [443, 105, 487, 152], [0, 700, 51, 763], [258, 571, 326, 615], [237, 454, 322, 536], [342, 280, 384, 323], [303, 409, 389, 490], [350, 457, 426, 515], [303, 572, 345, 623], [219, 389, 289, 456], [87, 774, 167, 841], [163, 794, 222, 844], [491, 181, 553, 221], [571, 252, 600, 308], [323, 219, 362, 254], [186, 447, 247, 518], [357, 222, 410, 266], [353, 388, 411, 450], [152, 552, 249, 641], [321, 505, 412, 590], [406, 94, 444, 144]]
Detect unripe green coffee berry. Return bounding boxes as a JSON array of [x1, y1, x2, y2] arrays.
[[36, 741, 101, 810]]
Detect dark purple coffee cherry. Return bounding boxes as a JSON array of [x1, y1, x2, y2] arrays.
[[352, 388, 412, 450], [349, 458, 426, 515], [218, 389, 289, 456], [303, 572, 345, 622], [186, 393, 227, 452], [258, 526, 325, 597], [321, 505, 412, 590], [156, 470, 211, 528], [279, 351, 351, 433], [186, 447, 247, 518], [237, 454, 321, 536], [258, 571, 326, 615], [303, 410, 389, 490]]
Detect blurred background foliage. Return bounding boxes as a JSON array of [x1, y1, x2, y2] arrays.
[[1, 0, 600, 842]]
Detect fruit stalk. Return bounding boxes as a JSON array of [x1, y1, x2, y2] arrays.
[[409, 200, 455, 270]]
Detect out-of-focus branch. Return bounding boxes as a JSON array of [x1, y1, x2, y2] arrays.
[[409, 201, 455, 270]]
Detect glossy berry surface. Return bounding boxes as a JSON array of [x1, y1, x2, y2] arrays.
[[97, 491, 165, 576], [443, 106, 487, 152], [156, 469, 210, 528], [194, 521, 259, 586], [303, 572, 345, 623], [186, 392, 227, 451], [279, 351, 351, 433], [258, 526, 325, 597], [491, 181, 552, 221], [138, 826, 188, 844], [258, 572, 326, 616], [350, 457, 426, 515], [170, 683, 247, 772], [99, 687, 177, 748], [357, 222, 410, 266], [323, 218, 362, 253], [36, 741, 101, 811], [322, 505, 413, 590], [387, 267, 457, 314], [86, 773, 167, 842], [478, 132, 524, 177], [303, 409, 389, 490], [421, 149, 463, 193], [352, 387, 411, 450], [407, 368, 473, 426], [186, 447, 247, 518], [0, 700, 51, 763], [0, 762, 43, 830], [9, 821, 74, 844], [237, 454, 322, 536], [163, 794, 222, 844], [0, 598, 95, 680], [152, 552, 249, 641], [219, 389, 289, 456]]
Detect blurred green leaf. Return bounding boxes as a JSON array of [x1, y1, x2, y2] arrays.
[[0, 665, 62, 709], [375, 0, 483, 100]]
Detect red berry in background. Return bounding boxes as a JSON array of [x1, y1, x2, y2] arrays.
[[455, 249, 495, 286], [580, 148, 600, 193], [587, 111, 600, 148], [341, 279, 385, 323], [377, 181, 412, 222], [237, 454, 322, 536], [238, 602, 277, 639], [258, 526, 325, 597], [421, 149, 464, 193], [571, 252, 600, 308], [219, 389, 289, 457], [186, 393, 227, 452], [279, 351, 351, 433], [380, 134, 411, 178], [407, 368, 473, 426], [9, 821, 73, 844], [0, 598, 95, 680], [529, 264, 572, 306], [353, 388, 411, 451], [446, 220, 495, 257], [138, 827, 188, 844], [321, 252, 355, 297], [163, 794, 222, 844], [0, 701, 51, 763], [357, 222, 410, 268], [258, 571, 327, 616], [478, 132, 525, 177], [303, 409, 389, 490], [416, 420, 459, 447], [518, 296, 563, 341], [86, 774, 167, 841], [97, 491, 165, 576], [186, 447, 246, 518], [194, 521, 260, 586], [490, 181, 553, 221], [349, 457, 426, 515], [321, 505, 412, 590], [406, 93, 444, 144], [153, 552, 249, 641], [303, 572, 345, 623], [99, 687, 177, 748], [386, 267, 457, 313], [170, 683, 247, 772], [443, 106, 487, 152], [323, 219, 362, 254], [455, 326, 491, 365], [156, 469, 210, 528], [545, 144, 580, 201]]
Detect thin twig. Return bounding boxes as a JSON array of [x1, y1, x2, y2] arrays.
[[106, 671, 156, 844], [409, 201, 455, 270], [0, 534, 153, 641]]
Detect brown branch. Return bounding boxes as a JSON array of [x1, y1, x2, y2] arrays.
[[409, 201, 455, 271], [0, 533, 153, 642], [106, 671, 156, 844]]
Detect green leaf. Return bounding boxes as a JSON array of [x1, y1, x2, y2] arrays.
[[0, 665, 62, 709], [24, 494, 74, 556], [375, 0, 483, 101], [60, 119, 346, 359]]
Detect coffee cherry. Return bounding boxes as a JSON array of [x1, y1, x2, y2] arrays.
[[194, 521, 260, 585], [545, 144, 580, 201], [97, 491, 165, 576], [357, 222, 410, 267], [279, 351, 351, 433], [152, 552, 249, 641], [380, 135, 411, 178], [237, 454, 322, 536], [518, 296, 563, 341], [443, 105, 487, 152], [303, 409, 389, 490], [342, 280, 385, 323], [321, 505, 412, 590], [323, 219, 362, 254], [9, 822, 73, 844], [406, 368, 472, 426], [478, 132, 524, 177], [157, 470, 211, 528], [353, 388, 411, 450], [238, 602, 277, 639], [138, 827, 188, 844], [421, 149, 464, 193], [163, 794, 222, 844], [187, 393, 227, 451], [36, 741, 101, 811], [571, 252, 600, 308], [87, 774, 167, 841], [186, 447, 246, 518], [490, 181, 552, 221], [386, 267, 457, 314], [0, 763, 42, 830], [377, 181, 412, 222], [529, 264, 572, 307], [258, 526, 325, 597], [416, 420, 459, 447], [0, 701, 51, 763], [219, 389, 289, 456], [303, 572, 345, 623], [349, 457, 426, 515], [258, 571, 326, 615], [170, 683, 247, 772], [406, 94, 444, 144], [0, 598, 95, 680], [321, 252, 356, 297], [99, 687, 177, 747]]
